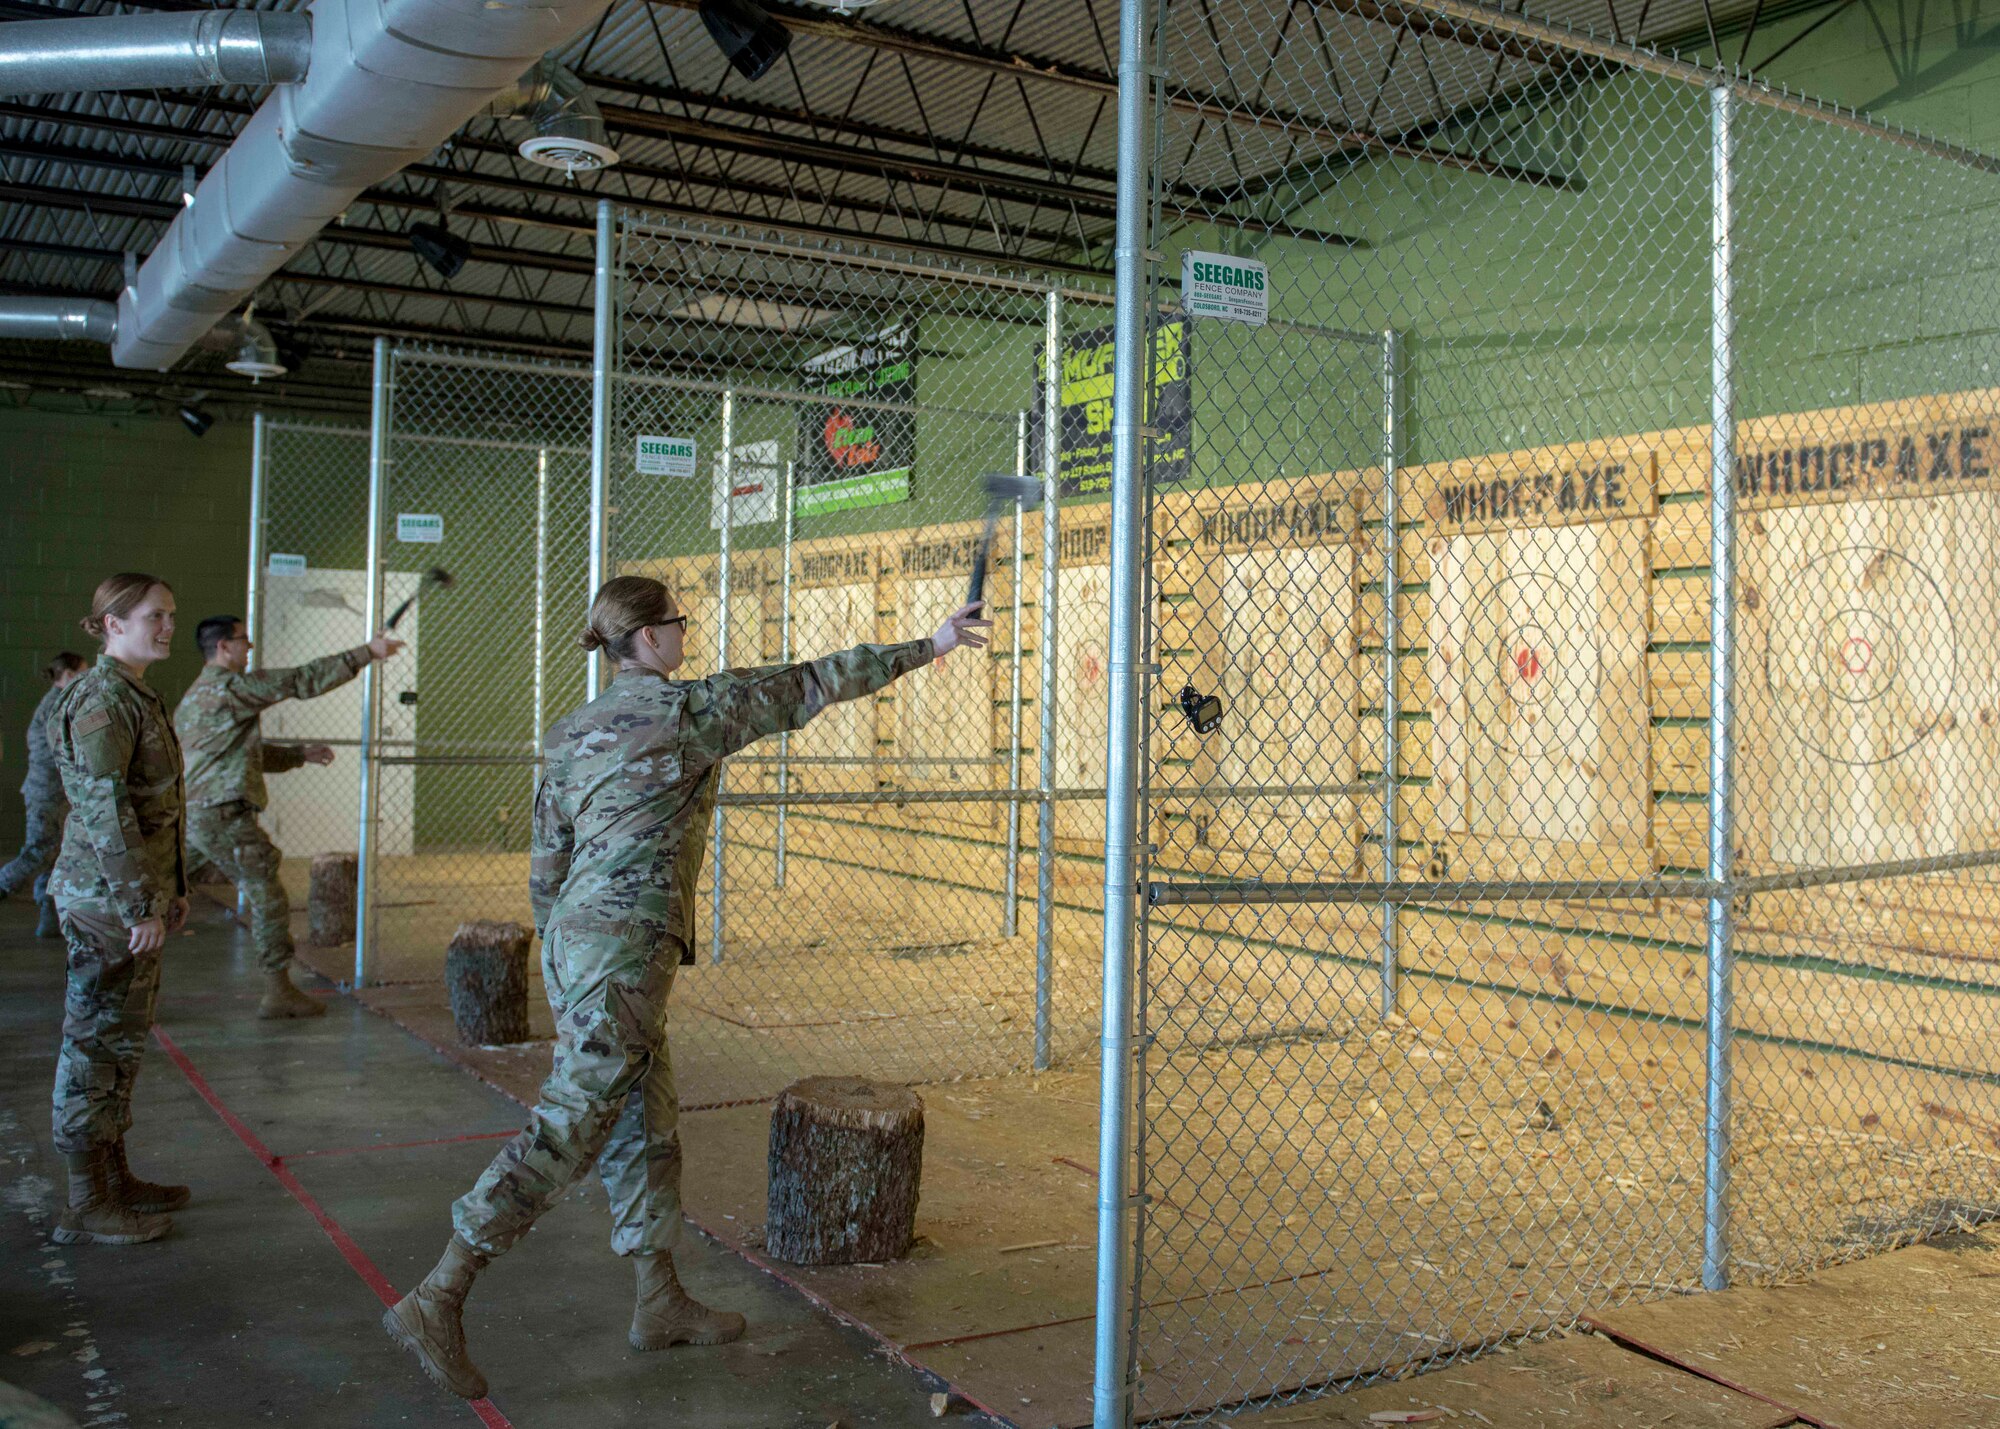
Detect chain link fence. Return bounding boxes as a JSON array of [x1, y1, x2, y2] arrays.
[[236, 24, 2000, 1419], [1107, 1, 2000, 1421], [249, 418, 373, 959]]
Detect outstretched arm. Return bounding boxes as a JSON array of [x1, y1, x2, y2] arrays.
[[215, 631, 402, 714], [684, 602, 990, 768]]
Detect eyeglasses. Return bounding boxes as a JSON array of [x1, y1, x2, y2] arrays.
[[657, 615, 688, 634]]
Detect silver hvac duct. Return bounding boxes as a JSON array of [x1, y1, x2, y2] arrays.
[[0, 11, 313, 97], [0, 296, 117, 343], [112, 0, 616, 371], [485, 57, 618, 176]]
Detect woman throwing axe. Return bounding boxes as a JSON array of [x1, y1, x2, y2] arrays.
[[385, 574, 988, 1399]]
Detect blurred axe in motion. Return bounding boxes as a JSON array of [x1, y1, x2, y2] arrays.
[[387, 566, 454, 630], [966, 473, 1045, 607]]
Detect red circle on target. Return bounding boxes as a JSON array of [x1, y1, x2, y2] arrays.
[[1513, 647, 1542, 683], [1842, 636, 1873, 675]]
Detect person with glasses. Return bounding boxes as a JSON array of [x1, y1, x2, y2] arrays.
[[174, 614, 403, 1018], [384, 573, 990, 1400]]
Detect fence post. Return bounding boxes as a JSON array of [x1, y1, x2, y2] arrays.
[[355, 337, 391, 988], [1003, 412, 1027, 939], [711, 389, 734, 966], [1036, 288, 1063, 1073], [587, 198, 615, 700], [1379, 329, 1401, 1019], [1093, 0, 1151, 1416], [533, 447, 548, 808], [246, 412, 266, 660], [776, 458, 794, 890], [1703, 80, 1739, 1295]]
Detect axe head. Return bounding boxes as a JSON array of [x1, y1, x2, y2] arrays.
[[981, 471, 1044, 510], [424, 566, 456, 590]]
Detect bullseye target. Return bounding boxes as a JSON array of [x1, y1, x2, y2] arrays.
[[1762, 545, 1956, 767], [1474, 569, 1603, 758]]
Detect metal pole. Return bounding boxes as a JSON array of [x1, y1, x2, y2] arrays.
[[1379, 329, 1401, 1019], [1093, 0, 1150, 1417], [587, 198, 615, 699], [533, 448, 548, 807], [1003, 412, 1027, 939], [1703, 81, 1738, 1295], [710, 390, 734, 965], [1035, 287, 1062, 1073], [354, 337, 391, 988], [245, 411, 265, 660], [776, 458, 794, 890]]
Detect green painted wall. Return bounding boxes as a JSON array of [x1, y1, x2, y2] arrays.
[[0, 409, 252, 853]]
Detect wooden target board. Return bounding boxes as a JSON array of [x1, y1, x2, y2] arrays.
[[786, 539, 882, 796], [1050, 511, 1112, 854], [886, 525, 998, 834], [1423, 448, 1656, 883], [1739, 491, 2000, 871]]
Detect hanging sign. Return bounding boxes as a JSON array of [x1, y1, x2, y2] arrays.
[[1181, 251, 1269, 326], [796, 323, 918, 516], [396, 513, 443, 544], [711, 438, 780, 530], [1030, 318, 1191, 496], [635, 434, 698, 478], [266, 553, 308, 576]]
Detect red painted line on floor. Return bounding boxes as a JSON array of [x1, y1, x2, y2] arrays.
[[151, 1025, 518, 1429], [901, 1311, 1097, 1353], [278, 1129, 521, 1163]]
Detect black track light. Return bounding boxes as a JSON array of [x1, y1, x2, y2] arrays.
[[408, 221, 472, 280], [699, 0, 791, 81], [178, 403, 213, 438]]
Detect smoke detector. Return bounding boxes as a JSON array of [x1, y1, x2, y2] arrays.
[[518, 132, 620, 176]]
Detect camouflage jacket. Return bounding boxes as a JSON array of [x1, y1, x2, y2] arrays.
[[530, 640, 933, 952], [19, 683, 65, 803], [174, 647, 370, 810], [49, 656, 186, 926]]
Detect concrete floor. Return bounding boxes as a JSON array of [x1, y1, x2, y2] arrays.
[[0, 897, 1003, 1428]]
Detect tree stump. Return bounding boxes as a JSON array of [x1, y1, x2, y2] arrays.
[[308, 852, 358, 945], [445, 920, 531, 1046], [766, 1076, 924, 1265]]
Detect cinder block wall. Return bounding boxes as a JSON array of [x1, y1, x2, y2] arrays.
[[0, 408, 251, 852]]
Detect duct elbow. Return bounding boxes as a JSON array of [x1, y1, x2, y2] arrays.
[[487, 57, 619, 177]]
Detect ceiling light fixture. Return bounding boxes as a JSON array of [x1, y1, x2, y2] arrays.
[[699, 0, 791, 81], [409, 221, 472, 280]]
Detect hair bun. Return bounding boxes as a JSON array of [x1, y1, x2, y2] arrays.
[[80, 615, 106, 638], [578, 625, 605, 652]]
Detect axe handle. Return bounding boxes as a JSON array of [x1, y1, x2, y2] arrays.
[[386, 593, 418, 630], [966, 508, 1002, 606]]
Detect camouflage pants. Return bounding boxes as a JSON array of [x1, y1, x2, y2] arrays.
[[52, 910, 163, 1154], [0, 794, 64, 902], [187, 800, 293, 974], [453, 926, 683, 1258]]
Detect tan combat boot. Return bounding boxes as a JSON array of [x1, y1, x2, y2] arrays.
[[629, 1251, 747, 1351], [108, 1137, 190, 1213], [257, 969, 327, 1019], [383, 1237, 490, 1399], [51, 1148, 172, 1246]]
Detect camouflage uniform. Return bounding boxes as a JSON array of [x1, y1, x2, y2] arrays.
[[0, 684, 68, 901], [173, 648, 370, 973], [452, 639, 933, 1258], [47, 656, 186, 1155]]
